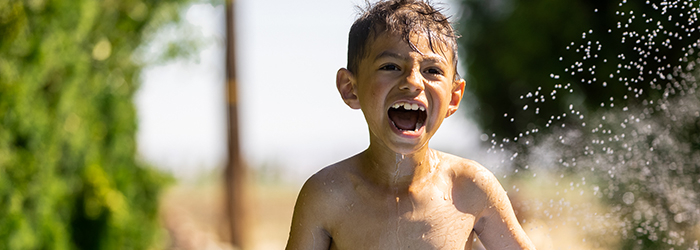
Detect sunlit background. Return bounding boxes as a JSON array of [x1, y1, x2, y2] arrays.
[[135, 2, 473, 248], [135, 0, 474, 183], [136, 0, 700, 249], [4, 0, 700, 249]]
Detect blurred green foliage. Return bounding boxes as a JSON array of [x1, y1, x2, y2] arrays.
[[456, 0, 700, 248], [456, 0, 697, 139], [0, 0, 197, 249]]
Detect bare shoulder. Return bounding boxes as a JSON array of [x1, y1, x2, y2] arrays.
[[435, 151, 535, 249], [294, 156, 359, 215], [434, 151, 506, 211], [286, 155, 360, 249], [437, 151, 501, 191]]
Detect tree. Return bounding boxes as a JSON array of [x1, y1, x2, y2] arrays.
[[457, 0, 700, 248], [0, 0, 195, 249], [457, 0, 697, 139]]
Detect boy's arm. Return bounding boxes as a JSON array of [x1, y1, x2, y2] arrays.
[[473, 171, 536, 250], [286, 175, 332, 250]]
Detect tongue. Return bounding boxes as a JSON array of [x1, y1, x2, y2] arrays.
[[388, 109, 418, 131]]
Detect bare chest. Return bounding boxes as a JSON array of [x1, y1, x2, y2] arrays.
[[328, 185, 478, 250]]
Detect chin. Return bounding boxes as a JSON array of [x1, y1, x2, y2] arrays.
[[387, 138, 430, 155]]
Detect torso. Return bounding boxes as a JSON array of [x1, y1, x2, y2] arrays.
[[317, 151, 488, 250]]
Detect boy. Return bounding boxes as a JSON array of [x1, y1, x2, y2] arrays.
[[286, 0, 535, 249]]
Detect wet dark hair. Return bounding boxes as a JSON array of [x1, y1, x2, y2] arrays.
[[347, 0, 459, 76]]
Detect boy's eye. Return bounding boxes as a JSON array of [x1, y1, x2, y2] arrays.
[[425, 68, 443, 75], [379, 64, 400, 71]]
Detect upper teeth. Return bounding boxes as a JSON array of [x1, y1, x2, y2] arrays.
[[392, 102, 425, 111]]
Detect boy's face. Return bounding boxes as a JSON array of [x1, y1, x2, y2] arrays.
[[336, 32, 465, 154]]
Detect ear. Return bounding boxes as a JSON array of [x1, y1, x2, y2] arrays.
[[336, 68, 361, 109], [446, 78, 465, 118]]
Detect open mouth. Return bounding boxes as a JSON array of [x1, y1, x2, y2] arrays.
[[388, 102, 427, 131]]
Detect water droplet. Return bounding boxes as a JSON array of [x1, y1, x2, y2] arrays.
[[622, 192, 635, 205]]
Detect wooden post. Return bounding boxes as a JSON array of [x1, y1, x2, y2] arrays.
[[225, 0, 247, 248]]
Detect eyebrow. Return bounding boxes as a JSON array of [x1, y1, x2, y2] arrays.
[[374, 50, 448, 65], [374, 51, 408, 62]]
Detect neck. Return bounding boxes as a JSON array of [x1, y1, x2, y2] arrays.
[[359, 142, 439, 189]]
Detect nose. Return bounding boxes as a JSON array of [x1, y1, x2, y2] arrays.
[[399, 67, 424, 92]]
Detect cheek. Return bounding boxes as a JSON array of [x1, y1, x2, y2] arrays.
[[359, 90, 381, 110], [360, 80, 388, 106], [428, 84, 452, 104]]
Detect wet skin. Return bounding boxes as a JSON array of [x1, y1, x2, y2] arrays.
[[286, 33, 535, 250]]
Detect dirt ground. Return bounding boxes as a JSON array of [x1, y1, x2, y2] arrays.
[[159, 179, 299, 250]]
